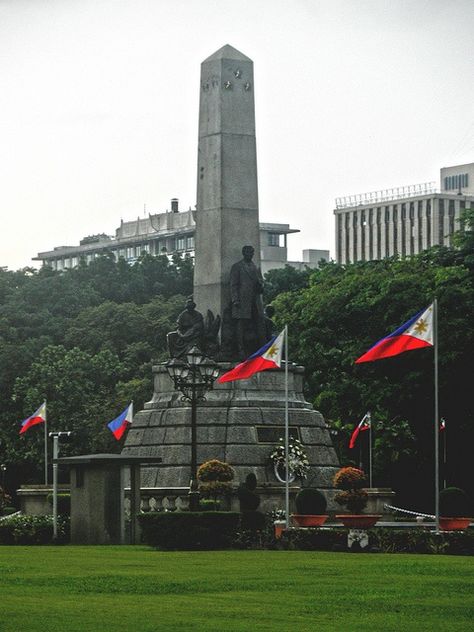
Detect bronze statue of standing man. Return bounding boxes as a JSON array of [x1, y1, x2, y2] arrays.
[[230, 245, 266, 358]]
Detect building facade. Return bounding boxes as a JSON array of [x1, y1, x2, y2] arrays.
[[334, 164, 474, 264], [34, 198, 329, 274]]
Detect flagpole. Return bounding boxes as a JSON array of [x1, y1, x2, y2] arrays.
[[44, 400, 48, 486], [434, 298, 440, 534], [443, 421, 447, 490], [368, 412, 373, 488], [284, 325, 289, 530]]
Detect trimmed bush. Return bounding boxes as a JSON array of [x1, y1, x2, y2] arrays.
[[199, 499, 221, 511], [197, 460, 234, 482], [237, 473, 260, 512], [240, 511, 266, 531], [439, 487, 471, 517], [0, 514, 69, 545], [138, 512, 240, 550], [47, 493, 71, 515], [295, 488, 327, 515], [334, 467, 368, 513]]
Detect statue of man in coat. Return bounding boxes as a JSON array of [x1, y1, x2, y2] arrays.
[[230, 245, 266, 358]]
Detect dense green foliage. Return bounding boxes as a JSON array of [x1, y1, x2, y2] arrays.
[[0, 547, 473, 631], [295, 487, 327, 515], [439, 487, 472, 517], [271, 213, 474, 508], [0, 514, 69, 544], [138, 511, 240, 550], [0, 253, 192, 492], [282, 527, 474, 555]]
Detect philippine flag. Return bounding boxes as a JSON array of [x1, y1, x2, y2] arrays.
[[107, 403, 133, 440], [218, 330, 285, 383], [440, 418, 446, 432], [355, 304, 434, 364], [20, 402, 46, 435], [349, 412, 371, 449]]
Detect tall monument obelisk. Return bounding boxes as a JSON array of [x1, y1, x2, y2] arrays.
[[194, 45, 260, 321]]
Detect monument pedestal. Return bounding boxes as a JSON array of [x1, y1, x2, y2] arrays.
[[122, 362, 340, 511]]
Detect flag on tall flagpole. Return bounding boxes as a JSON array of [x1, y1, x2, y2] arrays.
[[440, 418, 446, 432], [217, 330, 285, 383], [349, 412, 371, 449], [19, 402, 47, 435], [355, 304, 434, 364], [107, 403, 133, 440]]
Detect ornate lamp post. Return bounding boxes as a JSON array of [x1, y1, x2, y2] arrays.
[[165, 346, 220, 511]]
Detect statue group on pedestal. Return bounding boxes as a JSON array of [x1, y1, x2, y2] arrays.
[[167, 245, 275, 361]]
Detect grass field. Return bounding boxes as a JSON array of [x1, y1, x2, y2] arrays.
[[0, 547, 473, 632]]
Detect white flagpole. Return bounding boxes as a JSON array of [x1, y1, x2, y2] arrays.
[[443, 420, 447, 490], [434, 298, 440, 534], [44, 400, 48, 486], [368, 412, 373, 488], [284, 325, 290, 529]]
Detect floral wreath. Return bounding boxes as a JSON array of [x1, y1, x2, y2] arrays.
[[269, 437, 309, 482]]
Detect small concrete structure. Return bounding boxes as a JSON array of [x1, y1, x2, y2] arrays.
[[56, 454, 161, 544], [17, 484, 70, 516]]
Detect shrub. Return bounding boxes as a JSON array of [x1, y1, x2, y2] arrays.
[[237, 473, 261, 512], [0, 514, 69, 545], [199, 499, 221, 511], [240, 511, 266, 531], [197, 460, 235, 482], [334, 466, 368, 513], [198, 460, 234, 500], [295, 488, 327, 515], [138, 512, 240, 550], [439, 487, 472, 517], [335, 489, 368, 513], [47, 493, 71, 515], [333, 466, 366, 490]]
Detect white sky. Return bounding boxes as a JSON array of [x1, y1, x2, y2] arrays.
[[1, 0, 473, 270]]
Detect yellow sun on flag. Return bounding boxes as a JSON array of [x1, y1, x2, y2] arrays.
[[413, 319, 428, 335], [266, 344, 278, 358]]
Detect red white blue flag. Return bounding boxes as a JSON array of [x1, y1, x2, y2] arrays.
[[19, 402, 47, 435], [440, 418, 446, 432], [107, 403, 133, 440], [355, 304, 434, 364], [349, 412, 371, 449], [218, 330, 285, 383]]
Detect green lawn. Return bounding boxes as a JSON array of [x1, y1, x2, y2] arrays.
[[0, 547, 473, 631]]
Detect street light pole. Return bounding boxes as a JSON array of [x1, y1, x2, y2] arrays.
[[49, 431, 73, 539], [166, 347, 219, 511]]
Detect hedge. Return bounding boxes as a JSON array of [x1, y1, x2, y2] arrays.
[[0, 514, 69, 545], [281, 527, 474, 555], [138, 512, 240, 550]]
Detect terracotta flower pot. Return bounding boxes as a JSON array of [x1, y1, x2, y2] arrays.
[[336, 514, 381, 529], [274, 520, 287, 538], [291, 514, 329, 527], [439, 517, 471, 531]]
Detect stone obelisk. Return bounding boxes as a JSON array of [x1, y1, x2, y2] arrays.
[[194, 44, 260, 321]]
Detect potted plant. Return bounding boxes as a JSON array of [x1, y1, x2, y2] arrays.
[[272, 509, 286, 539], [439, 487, 472, 531], [334, 466, 381, 528], [292, 487, 328, 527], [197, 459, 234, 509]]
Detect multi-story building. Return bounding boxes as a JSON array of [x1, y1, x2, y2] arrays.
[[34, 198, 329, 275], [334, 163, 474, 264]]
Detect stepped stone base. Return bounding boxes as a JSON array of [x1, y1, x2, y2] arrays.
[[122, 362, 340, 510]]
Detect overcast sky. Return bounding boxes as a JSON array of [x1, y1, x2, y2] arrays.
[[1, 0, 473, 270]]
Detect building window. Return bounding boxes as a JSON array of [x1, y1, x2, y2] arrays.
[[426, 200, 431, 247], [186, 236, 195, 249], [438, 199, 445, 244], [267, 233, 281, 247], [176, 237, 186, 251], [353, 212, 358, 261], [345, 213, 350, 263], [448, 200, 455, 243], [393, 205, 398, 255]]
